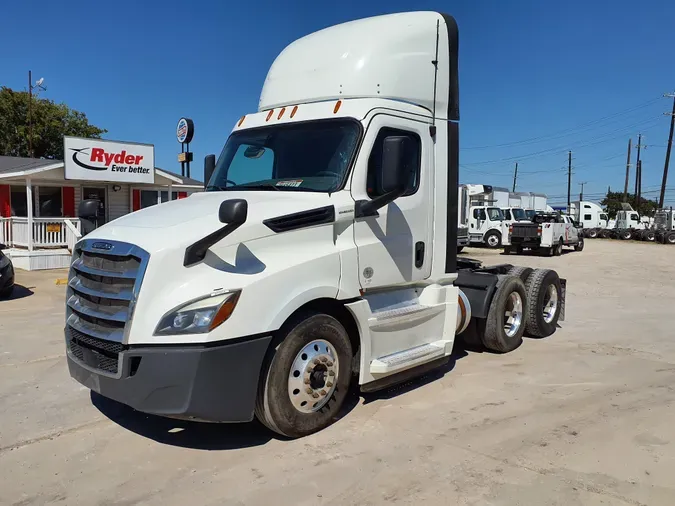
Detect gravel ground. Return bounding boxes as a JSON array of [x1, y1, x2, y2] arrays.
[[1, 239, 674, 506]]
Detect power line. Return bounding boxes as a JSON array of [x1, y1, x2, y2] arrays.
[[463, 97, 662, 150], [659, 92, 675, 208]]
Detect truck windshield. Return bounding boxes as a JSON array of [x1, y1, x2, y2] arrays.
[[208, 120, 361, 192], [487, 208, 504, 221], [525, 209, 536, 220], [512, 208, 527, 221]]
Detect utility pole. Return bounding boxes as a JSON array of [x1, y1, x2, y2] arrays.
[[623, 138, 632, 202], [635, 160, 642, 214], [28, 70, 33, 158], [634, 133, 643, 199], [567, 151, 572, 213], [512, 162, 518, 192], [659, 93, 675, 208], [579, 181, 588, 201]]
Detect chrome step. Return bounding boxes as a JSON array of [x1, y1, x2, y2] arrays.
[[368, 303, 444, 330], [370, 342, 446, 375]]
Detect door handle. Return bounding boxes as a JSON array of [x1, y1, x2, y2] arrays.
[[415, 241, 425, 268]]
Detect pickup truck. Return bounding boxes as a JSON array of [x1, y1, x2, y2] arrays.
[[504, 213, 584, 256]]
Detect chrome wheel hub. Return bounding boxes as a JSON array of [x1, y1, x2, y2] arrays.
[[504, 292, 523, 338], [543, 284, 558, 323], [288, 340, 339, 413]]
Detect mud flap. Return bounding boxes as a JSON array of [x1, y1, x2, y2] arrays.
[[559, 278, 566, 322]]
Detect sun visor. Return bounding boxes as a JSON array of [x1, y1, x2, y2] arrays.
[[259, 11, 459, 121]]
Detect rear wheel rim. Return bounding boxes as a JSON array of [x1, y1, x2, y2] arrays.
[[504, 292, 523, 338], [543, 284, 558, 323], [288, 339, 339, 414]]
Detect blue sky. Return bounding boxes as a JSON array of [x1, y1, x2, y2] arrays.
[[3, 0, 675, 205]]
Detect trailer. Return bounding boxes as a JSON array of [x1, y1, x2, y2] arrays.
[[63, 12, 568, 438]]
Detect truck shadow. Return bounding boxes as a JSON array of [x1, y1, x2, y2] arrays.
[[90, 391, 276, 449], [90, 345, 471, 448]]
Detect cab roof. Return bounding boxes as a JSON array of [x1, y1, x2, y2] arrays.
[[258, 12, 459, 121]]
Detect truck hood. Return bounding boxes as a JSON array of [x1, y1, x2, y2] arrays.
[[85, 191, 338, 254]]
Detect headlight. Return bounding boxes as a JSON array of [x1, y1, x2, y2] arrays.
[[154, 290, 241, 336]]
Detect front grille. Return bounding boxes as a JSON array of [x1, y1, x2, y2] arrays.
[[66, 240, 148, 374], [68, 326, 123, 374]]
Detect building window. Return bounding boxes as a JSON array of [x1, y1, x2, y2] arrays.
[[37, 187, 63, 217], [10, 186, 27, 217], [140, 190, 179, 209]]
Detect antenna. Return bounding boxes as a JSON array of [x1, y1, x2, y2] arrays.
[[429, 19, 440, 140]]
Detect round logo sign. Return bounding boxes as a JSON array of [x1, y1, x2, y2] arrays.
[[176, 117, 194, 144]]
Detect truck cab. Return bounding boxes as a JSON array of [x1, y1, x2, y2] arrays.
[[469, 205, 505, 248], [64, 11, 567, 438], [654, 208, 675, 244]]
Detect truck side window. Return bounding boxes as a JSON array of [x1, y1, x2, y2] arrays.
[[473, 208, 486, 220], [503, 209, 512, 220], [631, 213, 639, 221], [367, 128, 421, 198], [584, 214, 592, 220]]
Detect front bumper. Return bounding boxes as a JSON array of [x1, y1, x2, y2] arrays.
[[0, 259, 14, 293], [67, 331, 272, 422]]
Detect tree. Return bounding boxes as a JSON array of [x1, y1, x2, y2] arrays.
[[0, 86, 107, 159], [600, 190, 658, 218]]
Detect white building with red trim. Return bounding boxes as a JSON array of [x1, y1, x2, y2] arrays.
[[0, 155, 203, 270]]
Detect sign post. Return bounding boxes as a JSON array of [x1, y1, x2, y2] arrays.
[[176, 118, 194, 178]]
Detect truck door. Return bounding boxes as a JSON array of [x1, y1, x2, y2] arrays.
[[350, 115, 433, 289]]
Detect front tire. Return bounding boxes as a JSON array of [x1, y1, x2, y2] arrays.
[[255, 313, 353, 438], [666, 232, 675, 245], [484, 230, 502, 249], [524, 269, 562, 338]]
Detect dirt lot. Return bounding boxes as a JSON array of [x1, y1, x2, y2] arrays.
[[1, 240, 674, 506]]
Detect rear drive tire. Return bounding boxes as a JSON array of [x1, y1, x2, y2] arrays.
[[666, 232, 675, 245], [620, 229, 632, 240], [507, 266, 533, 283], [504, 246, 512, 255], [524, 269, 562, 338], [255, 313, 353, 438], [587, 229, 598, 239], [457, 246, 464, 253], [484, 230, 502, 249], [554, 239, 563, 256], [574, 236, 584, 251], [480, 275, 527, 353], [643, 230, 656, 242]]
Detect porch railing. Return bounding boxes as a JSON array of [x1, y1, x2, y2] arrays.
[[0, 217, 82, 251]]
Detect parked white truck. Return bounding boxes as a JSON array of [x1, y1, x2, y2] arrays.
[[654, 208, 675, 244], [504, 212, 584, 255], [572, 201, 609, 238], [64, 12, 568, 438]]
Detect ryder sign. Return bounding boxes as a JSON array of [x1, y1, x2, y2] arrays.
[[64, 137, 155, 184]]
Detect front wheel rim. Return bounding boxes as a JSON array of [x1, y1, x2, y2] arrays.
[[543, 284, 559, 323], [288, 340, 339, 413], [488, 235, 499, 247], [504, 292, 523, 338]]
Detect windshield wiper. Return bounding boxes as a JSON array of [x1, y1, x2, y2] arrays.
[[232, 183, 281, 191]]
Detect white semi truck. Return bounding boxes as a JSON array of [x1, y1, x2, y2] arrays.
[[572, 201, 609, 238], [653, 208, 675, 244], [64, 12, 568, 438]]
